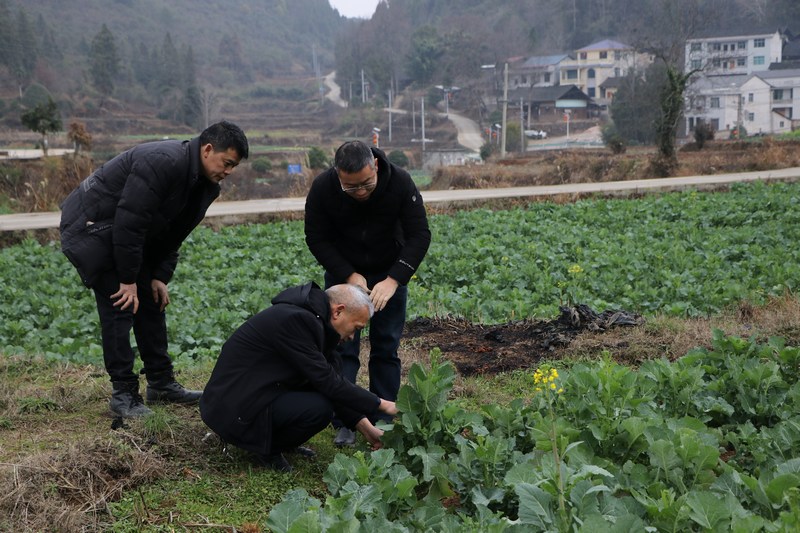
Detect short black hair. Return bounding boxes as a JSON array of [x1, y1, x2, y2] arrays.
[[199, 121, 249, 160], [334, 140, 375, 174]]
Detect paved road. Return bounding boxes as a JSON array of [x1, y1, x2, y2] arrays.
[[3, 167, 799, 232]]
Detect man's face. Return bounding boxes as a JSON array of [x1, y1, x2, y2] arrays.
[[200, 144, 241, 184], [330, 304, 370, 342], [337, 158, 379, 202]]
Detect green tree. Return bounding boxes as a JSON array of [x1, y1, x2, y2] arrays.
[[20, 97, 62, 156], [653, 64, 693, 175], [89, 24, 120, 102], [307, 146, 330, 169], [406, 26, 442, 86]]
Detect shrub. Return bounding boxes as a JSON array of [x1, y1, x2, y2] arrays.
[[601, 123, 626, 154], [388, 150, 409, 168], [251, 157, 272, 174], [479, 142, 495, 161], [693, 122, 715, 149], [307, 146, 330, 169]]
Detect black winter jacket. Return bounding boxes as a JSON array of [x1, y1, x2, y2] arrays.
[[199, 283, 381, 455], [304, 147, 431, 285], [59, 137, 218, 287]]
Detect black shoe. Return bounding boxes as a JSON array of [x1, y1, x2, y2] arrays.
[[146, 379, 202, 404], [110, 382, 153, 418], [334, 427, 356, 447], [255, 453, 292, 472], [287, 446, 316, 458]]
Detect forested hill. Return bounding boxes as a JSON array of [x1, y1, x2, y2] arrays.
[[4, 0, 348, 78]]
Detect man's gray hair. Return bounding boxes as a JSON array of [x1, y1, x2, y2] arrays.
[[334, 140, 375, 174], [326, 283, 375, 317]]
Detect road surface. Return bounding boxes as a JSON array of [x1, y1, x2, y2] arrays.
[[3, 167, 800, 232]]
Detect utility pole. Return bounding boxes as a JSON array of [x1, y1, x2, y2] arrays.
[[520, 97, 525, 152], [388, 89, 393, 143], [500, 62, 509, 157], [421, 97, 426, 153], [361, 69, 366, 104]]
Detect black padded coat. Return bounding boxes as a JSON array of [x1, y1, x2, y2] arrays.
[[199, 283, 381, 456], [59, 137, 218, 287]]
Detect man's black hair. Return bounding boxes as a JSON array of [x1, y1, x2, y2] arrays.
[[334, 140, 375, 174], [200, 121, 249, 160]]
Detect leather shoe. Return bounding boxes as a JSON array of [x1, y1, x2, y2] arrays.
[[288, 446, 316, 458], [146, 380, 202, 404], [255, 453, 292, 472], [334, 427, 356, 447]]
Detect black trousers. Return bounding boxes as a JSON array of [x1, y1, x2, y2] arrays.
[[92, 270, 173, 383], [269, 391, 334, 454]]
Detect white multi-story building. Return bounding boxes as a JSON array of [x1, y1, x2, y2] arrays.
[[685, 29, 783, 75], [740, 69, 800, 135], [685, 75, 748, 134], [508, 54, 569, 90]]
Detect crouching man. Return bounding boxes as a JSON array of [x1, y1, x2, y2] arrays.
[[200, 283, 398, 472]]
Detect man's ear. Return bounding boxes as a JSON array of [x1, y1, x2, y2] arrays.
[[331, 303, 346, 319]]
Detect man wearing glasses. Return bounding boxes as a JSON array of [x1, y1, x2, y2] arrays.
[[304, 140, 431, 446]]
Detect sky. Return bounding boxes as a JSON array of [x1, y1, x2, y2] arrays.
[[328, 0, 380, 19]]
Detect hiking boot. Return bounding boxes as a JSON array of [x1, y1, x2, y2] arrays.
[[254, 453, 293, 472], [334, 427, 356, 447], [110, 382, 153, 418], [146, 378, 203, 404]]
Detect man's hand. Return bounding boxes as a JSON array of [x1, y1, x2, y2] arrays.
[[111, 283, 139, 313], [346, 272, 369, 292], [151, 279, 170, 312], [378, 399, 398, 416], [355, 418, 384, 450], [370, 277, 399, 312]]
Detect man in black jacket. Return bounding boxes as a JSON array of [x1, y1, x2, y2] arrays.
[[200, 283, 397, 472], [59, 121, 249, 418], [304, 140, 430, 446]]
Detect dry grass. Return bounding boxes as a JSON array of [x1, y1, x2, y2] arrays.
[[429, 139, 800, 190]]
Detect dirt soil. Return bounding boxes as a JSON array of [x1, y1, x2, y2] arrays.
[[403, 305, 645, 375]]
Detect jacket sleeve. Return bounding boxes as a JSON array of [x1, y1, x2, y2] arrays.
[[387, 176, 431, 285], [304, 173, 356, 281], [113, 153, 178, 284]]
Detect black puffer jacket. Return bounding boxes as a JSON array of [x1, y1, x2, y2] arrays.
[[59, 137, 218, 287], [304, 147, 431, 285], [200, 283, 381, 455]]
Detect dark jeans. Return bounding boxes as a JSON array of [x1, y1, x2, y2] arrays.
[[92, 270, 173, 383], [269, 391, 334, 454], [325, 271, 407, 421]]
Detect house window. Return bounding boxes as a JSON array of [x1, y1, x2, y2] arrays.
[[748, 93, 754, 102], [599, 51, 608, 59], [588, 68, 596, 79], [691, 59, 702, 69], [710, 97, 720, 108], [711, 119, 720, 130], [737, 41, 746, 49], [690, 42, 702, 52], [753, 56, 765, 65], [614, 51, 621, 60], [747, 112, 755, 121], [688, 117, 696, 130], [713, 43, 721, 51], [754, 38, 765, 48], [588, 87, 595, 97], [737, 57, 746, 67], [580, 52, 587, 60], [566, 69, 578, 80], [712, 58, 721, 67], [774, 89, 784, 100], [544, 73, 551, 83]]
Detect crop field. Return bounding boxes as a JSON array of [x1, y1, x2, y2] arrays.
[[2, 180, 799, 364], [2, 180, 800, 531]]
